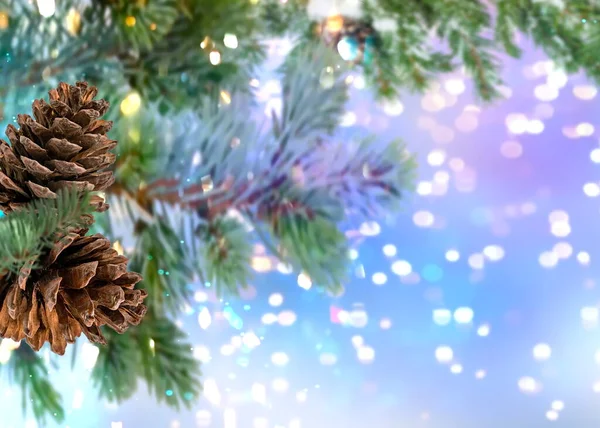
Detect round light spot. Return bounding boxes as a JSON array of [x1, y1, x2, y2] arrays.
[[547, 70, 567, 88], [427, 150, 446, 166], [319, 352, 337, 366], [573, 85, 597, 100], [278, 311, 297, 326], [372, 272, 387, 286], [553, 242, 572, 259], [518, 376, 541, 394], [444, 78, 466, 95], [450, 363, 463, 374], [577, 122, 595, 137], [483, 245, 505, 261], [455, 113, 479, 132], [551, 221, 571, 237], [413, 210, 435, 227], [534, 84, 558, 101], [271, 352, 289, 366], [539, 251, 558, 268], [261, 313, 278, 325], [454, 307, 474, 324], [581, 306, 599, 322], [391, 260, 412, 276], [268, 293, 284, 307], [551, 400, 564, 411], [381, 99, 404, 116], [577, 251, 591, 265], [272, 378, 289, 393], [433, 309, 452, 326], [505, 114, 528, 134], [351, 335, 364, 348], [468, 253, 485, 270], [546, 410, 559, 421], [475, 369, 486, 379], [500, 140, 523, 158], [435, 346, 453, 364], [340, 111, 356, 127], [445, 249, 460, 262], [533, 343, 552, 361], [549, 210, 569, 223], [527, 119, 544, 134], [416, 181, 433, 196], [357, 346, 375, 364], [380, 318, 392, 329], [584, 182, 600, 197], [359, 221, 381, 236], [477, 324, 490, 337], [297, 272, 312, 290], [590, 148, 600, 163], [382, 244, 397, 257]]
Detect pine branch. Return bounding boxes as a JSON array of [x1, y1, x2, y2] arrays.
[[91, 329, 139, 403], [198, 215, 253, 295], [271, 211, 349, 293], [130, 220, 195, 316], [134, 314, 202, 409], [0, 189, 94, 275], [7, 343, 65, 424]]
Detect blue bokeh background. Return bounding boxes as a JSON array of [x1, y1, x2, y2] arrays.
[[3, 39, 600, 428]]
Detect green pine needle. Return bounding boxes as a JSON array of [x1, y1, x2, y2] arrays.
[[134, 315, 202, 409], [198, 216, 254, 296], [271, 212, 349, 294], [0, 189, 94, 275], [91, 329, 139, 403], [131, 220, 195, 316], [7, 344, 65, 424]]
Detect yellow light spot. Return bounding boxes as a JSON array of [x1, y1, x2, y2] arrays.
[[219, 90, 231, 105], [0, 12, 8, 30], [125, 16, 136, 27], [112, 240, 124, 256], [251, 256, 273, 272], [200, 36, 211, 49], [325, 14, 344, 33], [209, 50, 221, 65], [128, 128, 141, 143], [149, 22, 156, 31], [65, 8, 81, 35], [120, 92, 141, 116]]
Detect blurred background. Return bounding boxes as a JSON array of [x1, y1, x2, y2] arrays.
[[2, 1, 600, 428]]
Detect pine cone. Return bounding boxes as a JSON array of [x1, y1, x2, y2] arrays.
[[0, 229, 147, 355], [0, 81, 115, 213]]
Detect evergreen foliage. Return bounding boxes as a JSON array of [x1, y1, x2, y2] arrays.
[[0, 0, 595, 425]]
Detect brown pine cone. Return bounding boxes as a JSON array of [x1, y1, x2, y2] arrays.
[[0, 229, 147, 355], [0, 81, 115, 213]]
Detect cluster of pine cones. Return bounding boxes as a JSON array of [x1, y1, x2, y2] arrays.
[[0, 82, 146, 355]]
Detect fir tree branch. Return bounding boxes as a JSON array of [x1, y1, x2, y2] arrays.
[[0, 189, 94, 275], [7, 343, 65, 424], [134, 315, 202, 409], [91, 329, 139, 403]]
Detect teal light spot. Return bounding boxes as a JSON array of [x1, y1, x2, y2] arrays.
[[165, 390, 173, 397], [0, 211, 4, 218], [243, 305, 251, 311], [582, 18, 587, 23], [422, 264, 443, 282], [183, 392, 194, 401], [236, 356, 250, 367], [223, 306, 243, 330], [158, 269, 165, 275], [165, 271, 170, 276], [147, 255, 153, 261]]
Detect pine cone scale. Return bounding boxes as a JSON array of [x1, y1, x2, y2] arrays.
[[0, 82, 146, 355]]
